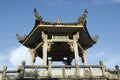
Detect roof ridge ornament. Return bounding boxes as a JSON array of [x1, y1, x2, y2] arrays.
[[92, 35, 99, 42], [33, 8, 42, 21], [56, 18, 60, 23], [78, 9, 88, 25]]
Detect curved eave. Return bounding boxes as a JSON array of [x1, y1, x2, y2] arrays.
[[78, 25, 96, 50], [20, 23, 96, 49]]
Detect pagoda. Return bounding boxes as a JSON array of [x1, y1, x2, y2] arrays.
[[0, 8, 119, 80], [17, 8, 97, 66]]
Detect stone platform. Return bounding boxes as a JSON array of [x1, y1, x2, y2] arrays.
[[0, 61, 120, 80]]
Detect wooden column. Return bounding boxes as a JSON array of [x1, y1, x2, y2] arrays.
[[42, 31, 48, 66], [73, 32, 80, 78]]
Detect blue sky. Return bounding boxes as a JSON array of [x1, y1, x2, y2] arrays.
[[0, 0, 120, 69]]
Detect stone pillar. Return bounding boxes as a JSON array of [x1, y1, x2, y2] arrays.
[[48, 61, 52, 77], [77, 43, 87, 65], [29, 49, 36, 65], [73, 32, 80, 77], [83, 50, 87, 65], [42, 31, 48, 66]]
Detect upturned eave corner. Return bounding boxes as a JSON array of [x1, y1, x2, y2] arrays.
[[92, 35, 99, 43], [16, 34, 27, 43]]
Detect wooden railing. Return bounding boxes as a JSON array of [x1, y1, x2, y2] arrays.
[[0, 61, 119, 80]]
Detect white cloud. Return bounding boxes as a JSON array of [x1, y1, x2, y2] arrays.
[[0, 53, 10, 69], [0, 53, 9, 62], [110, 0, 120, 3], [87, 50, 120, 69], [88, 51, 105, 57], [0, 46, 43, 69], [92, 0, 120, 5], [9, 46, 31, 67], [44, 0, 75, 6], [92, 0, 104, 5], [9, 46, 43, 67], [104, 54, 120, 69]]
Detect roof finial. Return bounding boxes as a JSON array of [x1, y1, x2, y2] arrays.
[[84, 9, 88, 14], [33, 8, 42, 21], [56, 18, 60, 23], [78, 9, 88, 24]]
